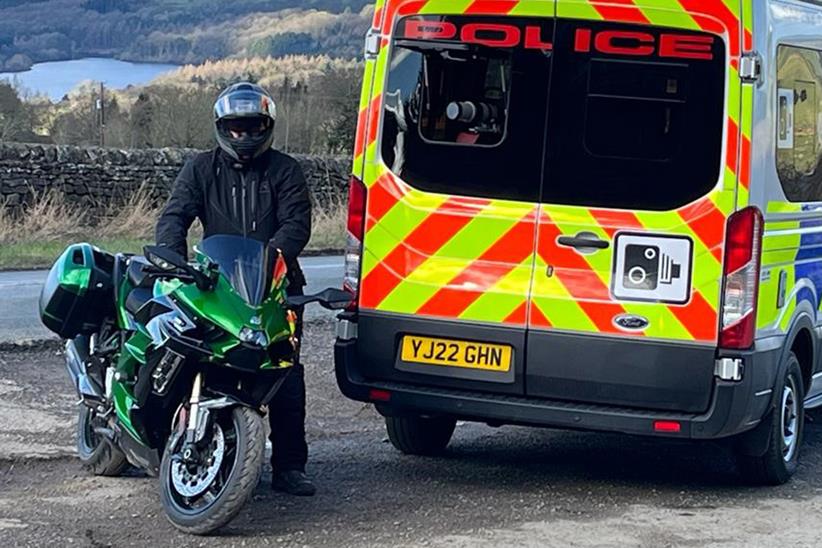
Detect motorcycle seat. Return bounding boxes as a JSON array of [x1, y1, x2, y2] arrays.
[[125, 288, 153, 316]]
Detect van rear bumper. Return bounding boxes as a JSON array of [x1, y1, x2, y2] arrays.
[[334, 326, 781, 440]]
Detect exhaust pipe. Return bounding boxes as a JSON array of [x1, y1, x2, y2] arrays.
[[65, 340, 104, 405], [93, 426, 116, 440]]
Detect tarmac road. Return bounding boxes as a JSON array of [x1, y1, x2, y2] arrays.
[[0, 255, 344, 343], [1, 320, 822, 547]]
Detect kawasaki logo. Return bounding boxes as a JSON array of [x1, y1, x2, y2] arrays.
[[402, 20, 716, 61]]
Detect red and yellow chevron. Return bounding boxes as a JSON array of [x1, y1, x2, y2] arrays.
[[353, 0, 753, 344]]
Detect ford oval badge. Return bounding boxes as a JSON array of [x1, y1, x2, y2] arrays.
[[614, 314, 649, 331]]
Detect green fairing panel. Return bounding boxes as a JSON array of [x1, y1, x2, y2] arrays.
[[123, 331, 150, 367], [117, 276, 133, 330], [112, 380, 144, 444], [158, 278, 292, 346], [114, 335, 148, 445]]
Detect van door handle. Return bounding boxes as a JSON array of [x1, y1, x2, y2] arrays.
[[557, 234, 610, 250]]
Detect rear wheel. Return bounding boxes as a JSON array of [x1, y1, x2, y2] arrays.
[[737, 353, 805, 485], [385, 415, 456, 456], [76, 405, 127, 476], [160, 406, 265, 535]]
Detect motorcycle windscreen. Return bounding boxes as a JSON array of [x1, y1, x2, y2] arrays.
[[200, 235, 271, 306]]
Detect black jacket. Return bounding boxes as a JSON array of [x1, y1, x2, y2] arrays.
[[156, 148, 312, 287]]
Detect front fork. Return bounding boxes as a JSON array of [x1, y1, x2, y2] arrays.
[[177, 373, 239, 465], [181, 373, 203, 464]]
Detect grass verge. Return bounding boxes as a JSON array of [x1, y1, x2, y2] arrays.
[[0, 189, 346, 271], [0, 238, 151, 271]]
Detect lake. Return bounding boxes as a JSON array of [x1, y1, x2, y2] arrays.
[[0, 57, 179, 101]]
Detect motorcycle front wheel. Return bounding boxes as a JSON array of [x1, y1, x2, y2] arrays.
[[159, 406, 265, 535]]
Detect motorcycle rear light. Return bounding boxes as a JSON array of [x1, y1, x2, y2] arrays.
[[344, 175, 367, 304], [719, 207, 763, 350]]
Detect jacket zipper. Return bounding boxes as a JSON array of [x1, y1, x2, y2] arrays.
[[250, 177, 258, 233], [240, 171, 248, 238], [232, 179, 238, 221]]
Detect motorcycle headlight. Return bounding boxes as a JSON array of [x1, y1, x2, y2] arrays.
[[239, 327, 268, 348]]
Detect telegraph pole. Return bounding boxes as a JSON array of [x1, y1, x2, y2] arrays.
[[284, 109, 290, 153], [96, 82, 106, 147]]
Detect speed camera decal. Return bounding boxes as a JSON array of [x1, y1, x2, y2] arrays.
[[611, 233, 693, 305]]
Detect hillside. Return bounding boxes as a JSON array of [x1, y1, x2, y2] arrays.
[[0, 0, 373, 71], [7, 54, 364, 155]]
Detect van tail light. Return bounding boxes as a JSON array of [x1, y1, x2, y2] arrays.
[[719, 206, 764, 350], [654, 421, 682, 433], [369, 389, 391, 402], [344, 175, 367, 307]]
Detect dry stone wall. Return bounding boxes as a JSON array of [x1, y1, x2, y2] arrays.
[[0, 143, 349, 212]]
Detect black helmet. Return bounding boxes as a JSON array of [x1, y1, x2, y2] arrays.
[[214, 82, 277, 163]]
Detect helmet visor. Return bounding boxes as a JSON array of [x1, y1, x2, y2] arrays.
[[214, 89, 276, 121], [220, 117, 272, 138]]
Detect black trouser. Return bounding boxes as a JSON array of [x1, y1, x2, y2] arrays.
[[269, 291, 308, 473]]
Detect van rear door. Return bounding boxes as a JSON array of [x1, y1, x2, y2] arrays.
[[526, 2, 744, 412], [355, 3, 556, 396]]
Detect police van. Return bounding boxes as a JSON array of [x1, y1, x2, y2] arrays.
[[335, 0, 822, 485]]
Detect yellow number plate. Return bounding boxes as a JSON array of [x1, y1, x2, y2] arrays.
[[400, 336, 512, 372]]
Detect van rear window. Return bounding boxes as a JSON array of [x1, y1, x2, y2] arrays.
[[381, 17, 726, 209], [381, 17, 553, 202], [543, 21, 726, 210]]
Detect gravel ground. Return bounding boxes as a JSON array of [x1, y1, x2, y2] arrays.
[[1, 320, 821, 547]]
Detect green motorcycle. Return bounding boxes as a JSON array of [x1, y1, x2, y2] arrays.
[[39, 235, 349, 535]]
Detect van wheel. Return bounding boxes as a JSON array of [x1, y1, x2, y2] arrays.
[[736, 353, 805, 485], [385, 416, 456, 456]]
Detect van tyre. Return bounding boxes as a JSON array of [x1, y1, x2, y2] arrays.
[[386, 415, 456, 456], [77, 405, 127, 477], [160, 406, 265, 535], [737, 353, 805, 486]]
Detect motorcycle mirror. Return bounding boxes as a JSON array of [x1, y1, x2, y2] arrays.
[[144, 245, 187, 272], [144, 246, 215, 291], [286, 288, 353, 311]]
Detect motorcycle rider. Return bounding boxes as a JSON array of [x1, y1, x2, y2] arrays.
[[155, 82, 315, 496]]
